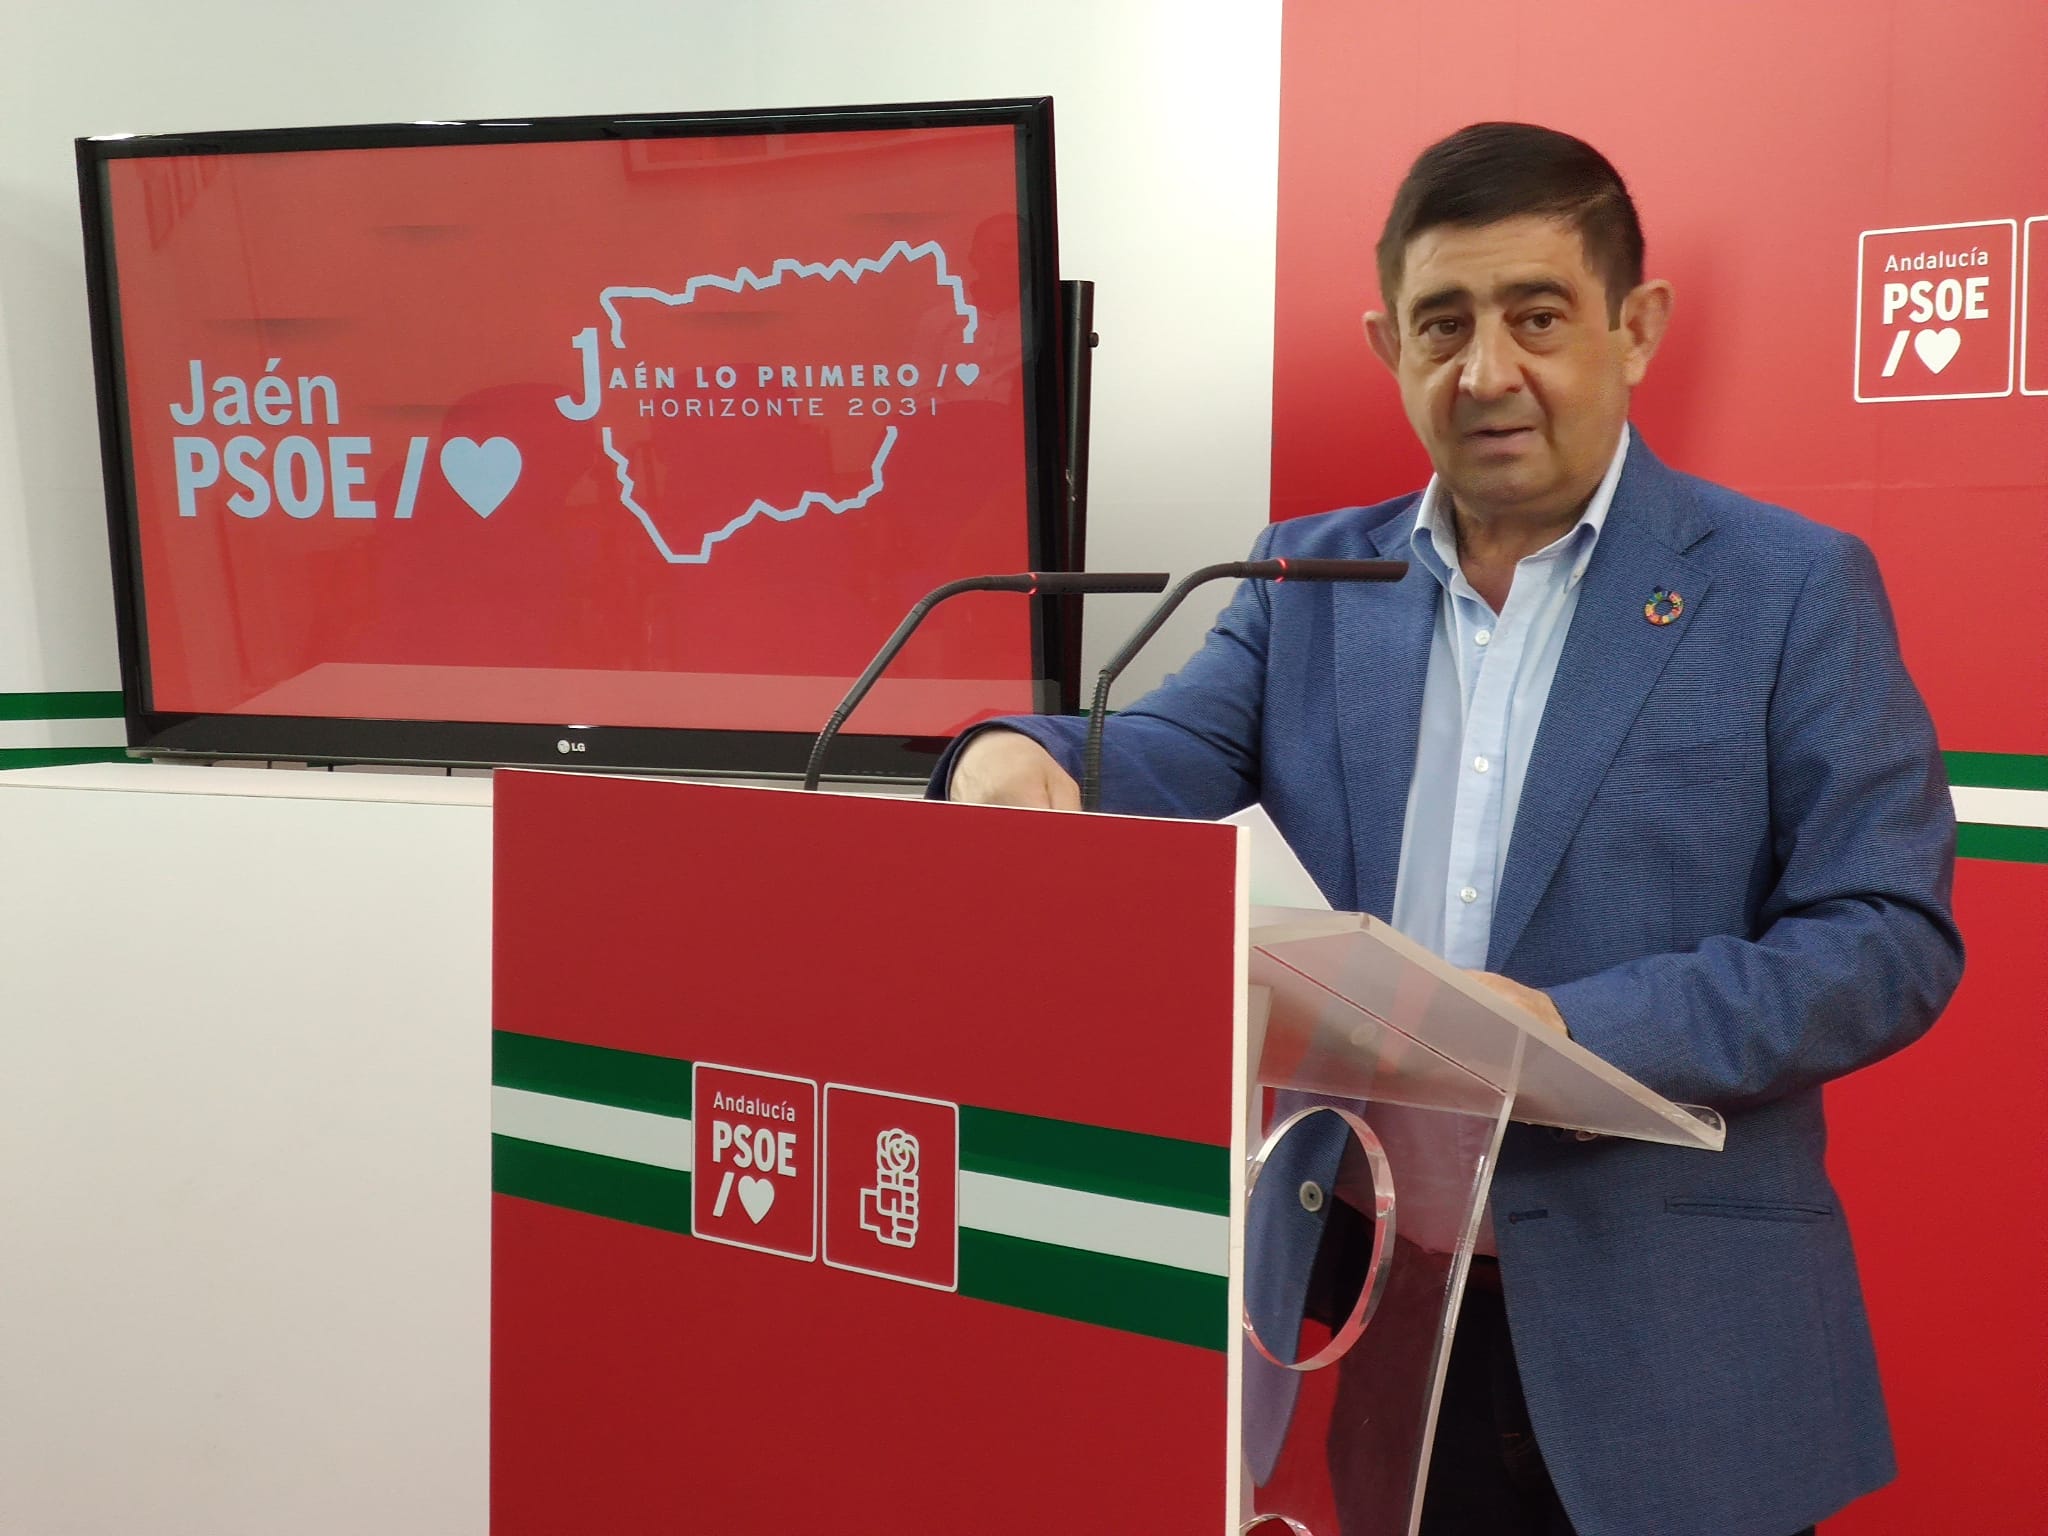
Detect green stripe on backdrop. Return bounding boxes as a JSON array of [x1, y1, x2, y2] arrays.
[[0, 695, 2036, 789], [1955, 824, 2048, 866], [493, 1031, 694, 1118], [1945, 751, 2048, 793], [0, 691, 124, 721], [0, 746, 129, 770], [961, 1105, 1231, 1216]]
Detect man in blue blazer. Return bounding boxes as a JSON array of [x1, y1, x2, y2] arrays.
[[936, 123, 1962, 1535]]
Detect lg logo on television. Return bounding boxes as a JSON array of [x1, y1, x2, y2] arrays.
[[166, 358, 522, 518], [1854, 218, 2048, 402]]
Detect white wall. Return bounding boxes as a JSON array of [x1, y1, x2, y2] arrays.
[[0, 765, 494, 1536], [0, 0, 1283, 708]]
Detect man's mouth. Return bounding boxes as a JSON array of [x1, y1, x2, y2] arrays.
[[1468, 425, 1534, 439]]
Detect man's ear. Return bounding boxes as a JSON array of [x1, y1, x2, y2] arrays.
[[1618, 280, 1673, 387], [1363, 308, 1401, 373]]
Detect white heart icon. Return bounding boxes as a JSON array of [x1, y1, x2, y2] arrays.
[[955, 362, 981, 386], [737, 1176, 776, 1224], [1912, 327, 1961, 375], [440, 436, 522, 517]]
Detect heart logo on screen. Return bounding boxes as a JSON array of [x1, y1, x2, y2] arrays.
[[737, 1176, 776, 1224], [954, 362, 981, 386], [1913, 327, 1962, 375], [439, 436, 523, 518]]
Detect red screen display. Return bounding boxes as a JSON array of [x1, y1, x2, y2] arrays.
[[101, 123, 1048, 738]]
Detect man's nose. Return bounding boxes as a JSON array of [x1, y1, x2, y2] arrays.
[[1459, 317, 1522, 401]]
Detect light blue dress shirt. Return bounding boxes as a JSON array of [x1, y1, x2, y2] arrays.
[[1383, 427, 1630, 1254], [1390, 427, 1632, 967]]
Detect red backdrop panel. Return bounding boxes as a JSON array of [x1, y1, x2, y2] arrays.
[[1274, 2, 2047, 1529], [1271, 0, 2048, 754], [1826, 858, 2048, 1534]]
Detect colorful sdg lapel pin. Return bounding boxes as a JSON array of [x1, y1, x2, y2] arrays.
[[1644, 588, 1684, 626]]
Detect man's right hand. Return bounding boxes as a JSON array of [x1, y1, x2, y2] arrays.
[[946, 729, 1082, 810]]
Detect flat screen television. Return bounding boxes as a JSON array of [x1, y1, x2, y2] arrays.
[[77, 97, 1070, 779]]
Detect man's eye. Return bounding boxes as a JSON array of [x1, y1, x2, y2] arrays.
[[1423, 318, 1462, 340], [1523, 311, 1560, 331]]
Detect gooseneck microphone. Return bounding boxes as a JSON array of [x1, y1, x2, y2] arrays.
[[1079, 557, 1409, 812], [803, 571, 1171, 791]]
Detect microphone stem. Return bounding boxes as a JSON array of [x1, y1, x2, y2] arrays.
[[802, 576, 1004, 791], [1081, 563, 1245, 813], [804, 571, 1171, 791]]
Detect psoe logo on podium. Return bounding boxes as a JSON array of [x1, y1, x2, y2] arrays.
[[2022, 218, 2048, 397], [823, 1084, 959, 1291], [691, 1064, 819, 1262], [1854, 219, 2017, 402]]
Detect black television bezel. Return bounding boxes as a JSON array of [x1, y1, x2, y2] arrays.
[[76, 96, 1068, 781]]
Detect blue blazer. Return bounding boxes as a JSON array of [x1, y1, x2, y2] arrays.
[[933, 438, 1962, 1536]]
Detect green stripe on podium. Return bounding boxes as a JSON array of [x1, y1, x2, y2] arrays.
[[960, 1105, 1230, 1216], [494, 1030, 695, 1118], [493, 1135, 693, 1237], [958, 1229, 1227, 1353], [490, 1037, 1234, 1352]]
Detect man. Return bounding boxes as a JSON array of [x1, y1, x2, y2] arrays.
[[934, 124, 1962, 1536]]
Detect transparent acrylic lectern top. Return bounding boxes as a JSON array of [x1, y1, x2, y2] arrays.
[[1237, 907, 1722, 1536]]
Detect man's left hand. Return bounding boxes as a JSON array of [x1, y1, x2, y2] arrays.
[[1468, 971, 1569, 1036]]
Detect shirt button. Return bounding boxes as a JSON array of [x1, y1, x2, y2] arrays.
[[1459, 886, 1479, 904], [1475, 628, 1492, 646], [1473, 755, 1491, 773]]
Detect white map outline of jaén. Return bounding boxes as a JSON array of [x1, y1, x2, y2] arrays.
[[594, 240, 978, 564]]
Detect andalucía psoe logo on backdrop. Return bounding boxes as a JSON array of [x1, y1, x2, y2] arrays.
[[1854, 219, 2018, 402]]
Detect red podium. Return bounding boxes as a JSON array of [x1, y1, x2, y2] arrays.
[[491, 771, 1719, 1535]]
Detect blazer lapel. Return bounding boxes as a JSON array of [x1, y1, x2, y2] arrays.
[[1331, 505, 1437, 919], [1487, 445, 1714, 970]]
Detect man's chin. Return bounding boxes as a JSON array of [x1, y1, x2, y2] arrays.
[[1442, 461, 1557, 515]]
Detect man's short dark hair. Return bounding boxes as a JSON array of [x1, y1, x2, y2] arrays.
[[1375, 122, 1644, 323]]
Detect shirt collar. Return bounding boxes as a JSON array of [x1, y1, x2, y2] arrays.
[[1408, 424, 1631, 594]]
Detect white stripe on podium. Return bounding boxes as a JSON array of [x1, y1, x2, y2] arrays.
[[959, 1170, 1230, 1277], [492, 1085, 1230, 1276], [492, 1085, 694, 1173]]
